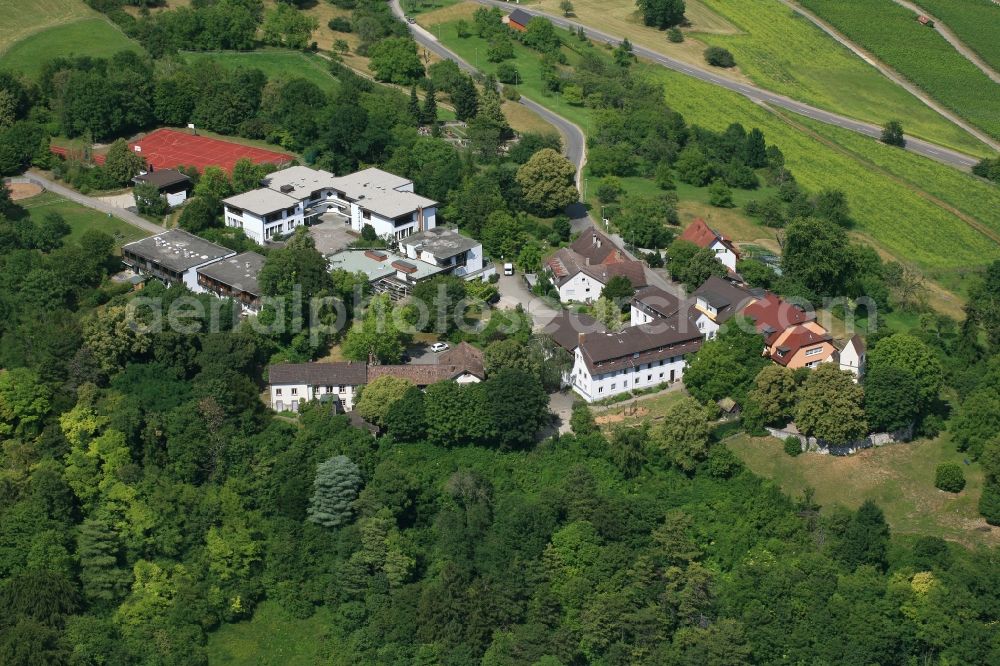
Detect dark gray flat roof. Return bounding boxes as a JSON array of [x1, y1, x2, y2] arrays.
[[122, 230, 233, 272], [196, 251, 265, 295], [133, 169, 191, 189], [404, 227, 479, 259]]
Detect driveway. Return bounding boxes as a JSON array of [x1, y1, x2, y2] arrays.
[[548, 390, 578, 435], [496, 272, 560, 331], [309, 214, 356, 255]]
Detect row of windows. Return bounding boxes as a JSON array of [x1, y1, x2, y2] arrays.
[[274, 385, 349, 397]]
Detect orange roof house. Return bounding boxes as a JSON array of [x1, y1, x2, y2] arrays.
[[766, 322, 836, 369], [678, 218, 741, 271]]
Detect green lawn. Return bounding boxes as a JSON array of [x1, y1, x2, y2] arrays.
[[0, 0, 98, 54], [0, 17, 142, 79], [18, 191, 149, 247], [691, 0, 991, 156], [909, 0, 1000, 73], [179, 50, 341, 94], [799, 0, 1000, 142], [401, 0, 462, 16], [646, 64, 1000, 273], [728, 433, 996, 548], [206, 601, 333, 665]]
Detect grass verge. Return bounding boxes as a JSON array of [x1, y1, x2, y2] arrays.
[[179, 49, 341, 93]]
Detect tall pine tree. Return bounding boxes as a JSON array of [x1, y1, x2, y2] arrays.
[[76, 518, 131, 604], [408, 85, 421, 125], [420, 82, 438, 126]]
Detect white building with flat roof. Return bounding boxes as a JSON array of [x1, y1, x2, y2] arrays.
[[121, 229, 235, 292], [223, 166, 437, 245]]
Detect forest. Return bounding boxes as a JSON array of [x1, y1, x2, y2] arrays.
[[1, 1, 1000, 664]]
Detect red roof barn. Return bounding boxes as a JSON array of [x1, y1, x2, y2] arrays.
[[506, 8, 532, 32]]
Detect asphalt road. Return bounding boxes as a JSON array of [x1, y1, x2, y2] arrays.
[[473, 0, 987, 170]]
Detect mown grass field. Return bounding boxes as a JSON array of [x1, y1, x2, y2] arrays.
[[525, 0, 989, 156], [0, 17, 142, 79], [0, 0, 97, 54], [728, 433, 997, 547], [799, 0, 1000, 142], [18, 191, 149, 247], [913, 0, 1000, 73], [207, 601, 333, 665], [180, 50, 341, 93], [647, 65, 1000, 274]]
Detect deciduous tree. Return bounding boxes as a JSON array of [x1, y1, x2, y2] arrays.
[[794, 363, 867, 445], [652, 396, 713, 473], [516, 148, 578, 216]]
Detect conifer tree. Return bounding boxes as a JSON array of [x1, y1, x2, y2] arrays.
[[307, 455, 362, 528]]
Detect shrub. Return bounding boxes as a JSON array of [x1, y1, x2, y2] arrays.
[[934, 463, 966, 493], [784, 436, 802, 456], [667, 28, 684, 43], [596, 177, 624, 203], [328, 17, 352, 32], [704, 46, 735, 68], [502, 86, 521, 101], [980, 482, 1000, 525]]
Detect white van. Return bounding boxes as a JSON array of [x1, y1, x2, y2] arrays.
[[503, 263, 514, 276]]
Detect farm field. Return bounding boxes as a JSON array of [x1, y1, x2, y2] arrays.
[[728, 433, 996, 548], [180, 50, 341, 93], [912, 0, 1000, 72], [0, 0, 97, 53], [799, 0, 1000, 142], [17, 191, 149, 247], [0, 17, 142, 79], [647, 65, 1000, 274], [525, 0, 990, 156]]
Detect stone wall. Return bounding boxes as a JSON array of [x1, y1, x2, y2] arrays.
[[766, 424, 914, 456]]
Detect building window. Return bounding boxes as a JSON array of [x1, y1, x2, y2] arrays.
[[647, 375, 652, 381], [338, 385, 345, 393], [275, 388, 282, 396], [291, 388, 298, 396], [610, 383, 616, 390], [598, 387, 604, 393], [805, 347, 824, 357]]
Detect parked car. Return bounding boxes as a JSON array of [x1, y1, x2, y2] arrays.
[[430, 342, 450, 353], [503, 263, 514, 276]]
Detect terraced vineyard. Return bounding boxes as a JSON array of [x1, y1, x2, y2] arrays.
[[648, 65, 1000, 274], [914, 0, 1000, 72], [693, 0, 990, 155], [799, 0, 1000, 141]]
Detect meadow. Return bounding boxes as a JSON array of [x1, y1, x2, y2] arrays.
[[525, 0, 990, 156], [0, 17, 142, 79], [728, 433, 996, 548], [180, 50, 341, 93], [913, 0, 1000, 72], [0, 0, 97, 53], [18, 191, 149, 247], [647, 65, 1000, 274], [799, 0, 1000, 142]]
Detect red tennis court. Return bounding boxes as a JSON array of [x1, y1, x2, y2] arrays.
[[129, 128, 293, 173]]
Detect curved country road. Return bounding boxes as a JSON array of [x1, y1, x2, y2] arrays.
[[389, 0, 587, 190], [472, 0, 993, 168]]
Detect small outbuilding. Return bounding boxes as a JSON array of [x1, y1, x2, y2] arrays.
[[132, 169, 193, 207], [506, 8, 532, 32]]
